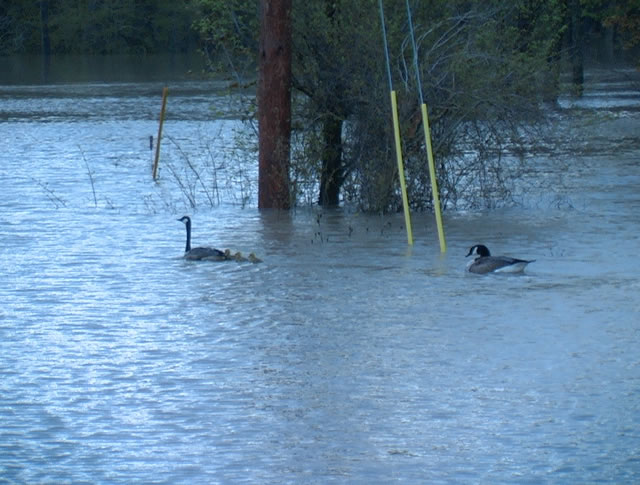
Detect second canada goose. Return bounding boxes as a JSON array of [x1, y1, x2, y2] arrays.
[[466, 244, 535, 274], [178, 216, 227, 261]]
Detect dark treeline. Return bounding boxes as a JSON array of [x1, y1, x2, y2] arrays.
[[2, 1, 638, 61], [0, 0, 199, 56]]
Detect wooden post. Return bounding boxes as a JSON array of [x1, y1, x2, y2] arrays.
[[152, 87, 169, 181], [258, 0, 292, 209]]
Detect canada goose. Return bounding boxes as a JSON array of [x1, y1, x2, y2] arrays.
[[466, 244, 534, 274], [178, 216, 227, 261]]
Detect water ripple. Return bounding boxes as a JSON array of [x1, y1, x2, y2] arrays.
[[2, 80, 640, 484]]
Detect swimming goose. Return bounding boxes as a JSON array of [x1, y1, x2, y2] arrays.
[[466, 244, 534, 274], [178, 216, 228, 261]]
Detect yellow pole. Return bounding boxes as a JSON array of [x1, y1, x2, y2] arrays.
[[390, 90, 413, 245], [152, 86, 169, 181], [421, 103, 446, 252]]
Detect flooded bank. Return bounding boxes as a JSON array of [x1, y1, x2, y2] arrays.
[[1, 70, 639, 483]]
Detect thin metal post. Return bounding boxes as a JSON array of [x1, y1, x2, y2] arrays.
[[379, 0, 413, 245]]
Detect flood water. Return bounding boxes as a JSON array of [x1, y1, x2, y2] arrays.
[[1, 69, 640, 484]]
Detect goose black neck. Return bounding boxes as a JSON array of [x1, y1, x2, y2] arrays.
[[184, 218, 192, 252]]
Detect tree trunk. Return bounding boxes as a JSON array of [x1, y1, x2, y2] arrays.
[[569, 0, 584, 96], [318, 116, 343, 206], [603, 24, 615, 62], [40, 0, 51, 83], [258, 0, 292, 209]]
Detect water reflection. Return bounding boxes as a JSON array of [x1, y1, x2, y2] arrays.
[[0, 54, 208, 85]]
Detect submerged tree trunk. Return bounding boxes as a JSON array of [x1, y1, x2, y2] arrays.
[[569, 0, 584, 96], [258, 0, 292, 209], [315, 0, 345, 207], [318, 116, 343, 206]]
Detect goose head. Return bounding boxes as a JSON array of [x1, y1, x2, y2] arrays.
[[466, 244, 491, 258]]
